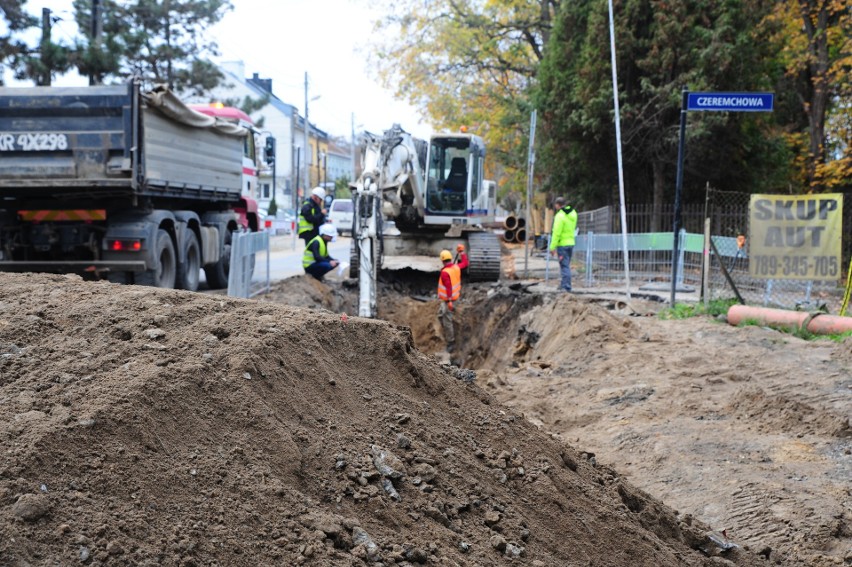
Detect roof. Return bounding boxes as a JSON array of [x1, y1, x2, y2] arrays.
[[219, 66, 296, 119]]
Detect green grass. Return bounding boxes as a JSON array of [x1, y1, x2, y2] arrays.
[[658, 300, 852, 342], [657, 298, 737, 320], [732, 315, 852, 343]]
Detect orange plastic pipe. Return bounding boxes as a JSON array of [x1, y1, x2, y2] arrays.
[[727, 304, 852, 335]]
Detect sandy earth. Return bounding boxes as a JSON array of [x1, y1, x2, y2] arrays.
[[0, 271, 848, 566], [264, 273, 851, 566]]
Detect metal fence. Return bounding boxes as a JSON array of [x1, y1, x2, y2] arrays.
[[567, 188, 850, 313], [227, 231, 270, 299]]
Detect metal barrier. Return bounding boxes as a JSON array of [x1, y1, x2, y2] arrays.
[[227, 231, 270, 299], [560, 229, 846, 312], [564, 190, 849, 312]]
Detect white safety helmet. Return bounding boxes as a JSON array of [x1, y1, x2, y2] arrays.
[[311, 186, 326, 200], [319, 223, 338, 241]]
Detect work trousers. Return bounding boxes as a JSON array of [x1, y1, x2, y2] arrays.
[[438, 300, 455, 349], [305, 261, 334, 281], [556, 245, 574, 292]]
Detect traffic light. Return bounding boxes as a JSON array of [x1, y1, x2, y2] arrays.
[[264, 136, 276, 165]]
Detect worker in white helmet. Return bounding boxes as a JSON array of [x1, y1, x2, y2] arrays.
[[298, 186, 328, 244], [302, 223, 339, 281]]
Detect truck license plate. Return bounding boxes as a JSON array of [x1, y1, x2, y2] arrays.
[[0, 133, 69, 151]]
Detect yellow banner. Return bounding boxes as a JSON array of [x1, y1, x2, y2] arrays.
[[748, 194, 844, 280]]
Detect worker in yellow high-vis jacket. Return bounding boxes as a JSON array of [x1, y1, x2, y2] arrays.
[[549, 196, 578, 292]]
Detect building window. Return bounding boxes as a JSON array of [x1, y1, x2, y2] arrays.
[[261, 183, 271, 199]]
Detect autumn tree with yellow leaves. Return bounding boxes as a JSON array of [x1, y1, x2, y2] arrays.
[[368, 0, 849, 203], [368, 0, 559, 192], [765, 0, 851, 192]]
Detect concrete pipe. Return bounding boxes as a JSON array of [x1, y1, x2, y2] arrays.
[[727, 304, 852, 335], [517, 217, 526, 229], [504, 215, 518, 231], [503, 229, 515, 242], [515, 228, 526, 243]]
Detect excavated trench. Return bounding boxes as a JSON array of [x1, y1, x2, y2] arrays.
[[264, 270, 537, 369], [264, 269, 647, 372]]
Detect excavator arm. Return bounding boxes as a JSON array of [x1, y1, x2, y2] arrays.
[[351, 125, 430, 317]]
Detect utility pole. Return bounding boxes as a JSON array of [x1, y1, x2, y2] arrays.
[[293, 146, 301, 250], [303, 72, 310, 194], [89, 0, 103, 85], [40, 8, 52, 86]]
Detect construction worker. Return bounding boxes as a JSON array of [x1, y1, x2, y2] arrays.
[[550, 196, 578, 292], [298, 187, 328, 245], [437, 249, 461, 353], [454, 242, 469, 278], [303, 223, 339, 281]]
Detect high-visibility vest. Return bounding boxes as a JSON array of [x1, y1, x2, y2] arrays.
[[302, 235, 327, 268], [550, 206, 578, 249], [298, 199, 320, 235], [437, 264, 461, 301]]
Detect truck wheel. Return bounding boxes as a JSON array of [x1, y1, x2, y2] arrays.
[[176, 231, 201, 291], [136, 229, 177, 288], [204, 229, 232, 289]]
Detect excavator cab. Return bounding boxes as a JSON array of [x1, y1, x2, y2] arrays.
[[425, 134, 485, 218]]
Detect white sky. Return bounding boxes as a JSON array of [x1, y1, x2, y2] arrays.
[[2, 0, 433, 139]]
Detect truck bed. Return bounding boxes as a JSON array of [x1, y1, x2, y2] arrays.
[[0, 83, 245, 206]]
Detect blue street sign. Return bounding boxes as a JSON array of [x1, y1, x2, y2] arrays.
[[687, 92, 774, 112]]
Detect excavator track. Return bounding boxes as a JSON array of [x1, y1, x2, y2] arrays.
[[348, 236, 382, 280], [349, 240, 360, 280], [466, 231, 501, 281]]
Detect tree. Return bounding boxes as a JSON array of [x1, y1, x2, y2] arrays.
[[5, 5, 72, 85], [764, 0, 851, 191], [537, 0, 785, 226], [0, 0, 36, 84], [72, 0, 232, 94], [368, 0, 560, 193]]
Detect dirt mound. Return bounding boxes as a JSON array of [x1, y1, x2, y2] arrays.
[[0, 273, 768, 566], [263, 274, 357, 314], [471, 308, 851, 566]]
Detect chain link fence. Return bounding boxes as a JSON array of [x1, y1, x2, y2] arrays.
[[568, 189, 850, 313]]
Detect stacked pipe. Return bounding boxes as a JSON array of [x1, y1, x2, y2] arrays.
[[501, 214, 527, 243]]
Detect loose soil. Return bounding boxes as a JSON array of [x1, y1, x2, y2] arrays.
[[263, 273, 852, 566], [0, 271, 848, 566]]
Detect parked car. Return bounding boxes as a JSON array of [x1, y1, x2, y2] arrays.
[[328, 199, 354, 236]]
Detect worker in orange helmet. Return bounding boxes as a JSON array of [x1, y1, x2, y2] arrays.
[[437, 249, 462, 354], [454, 242, 469, 279]]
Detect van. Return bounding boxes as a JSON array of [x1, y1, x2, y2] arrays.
[[328, 199, 354, 236]]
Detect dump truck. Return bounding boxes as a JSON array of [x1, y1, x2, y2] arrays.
[[0, 81, 262, 291]]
